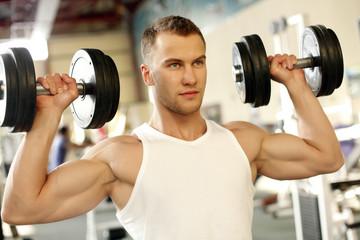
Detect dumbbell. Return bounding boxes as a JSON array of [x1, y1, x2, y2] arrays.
[[232, 25, 344, 107], [0, 48, 120, 132]]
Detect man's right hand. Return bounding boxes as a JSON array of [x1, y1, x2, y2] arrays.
[[36, 73, 79, 114]]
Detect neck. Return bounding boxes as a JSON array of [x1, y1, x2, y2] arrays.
[[148, 109, 207, 141]]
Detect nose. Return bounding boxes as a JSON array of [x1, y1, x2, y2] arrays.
[[182, 65, 197, 86]]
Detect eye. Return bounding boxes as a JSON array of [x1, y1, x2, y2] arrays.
[[193, 60, 204, 67], [169, 63, 180, 68]]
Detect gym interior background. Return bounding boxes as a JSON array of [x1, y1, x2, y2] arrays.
[[0, 0, 359, 239]]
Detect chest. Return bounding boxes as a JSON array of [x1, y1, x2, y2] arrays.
[[115, 139, 256, 239], [140, 140, 253, 200]]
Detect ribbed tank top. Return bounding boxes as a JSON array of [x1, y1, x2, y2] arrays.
[[116, 119, 255, 239]]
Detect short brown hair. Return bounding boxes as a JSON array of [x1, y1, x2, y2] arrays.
[[141, 15, 205, 65]]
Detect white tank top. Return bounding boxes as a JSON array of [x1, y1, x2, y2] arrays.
[[116, 119, 255, 239]]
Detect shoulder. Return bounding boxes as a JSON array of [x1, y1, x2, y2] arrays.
[[82, 134, 143, 181], [83, 134, 142, 160], [222, 121, 266, 136], [222, 121, 268, 162]]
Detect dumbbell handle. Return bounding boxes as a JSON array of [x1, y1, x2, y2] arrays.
[[233, 56, 320, 83], [0, 82, 85, 101], [292, 56, 320, 69], [36, 82, 85, 96]]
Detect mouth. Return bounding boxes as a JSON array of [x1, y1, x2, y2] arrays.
[[179, 90, 199, 98]]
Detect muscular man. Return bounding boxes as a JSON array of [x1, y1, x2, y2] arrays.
[[1, 16, 344, 239]]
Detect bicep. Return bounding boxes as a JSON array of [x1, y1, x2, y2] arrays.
[[35, 159, 115, 223], [256, 133, 325, 180]]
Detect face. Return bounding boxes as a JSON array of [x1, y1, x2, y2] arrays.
[[141, 33, 207, 116]]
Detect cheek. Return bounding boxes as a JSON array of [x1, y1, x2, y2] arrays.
[[152, 73, 168, 95], [153, 71, 178, 88], [202, 69, 207, 81], [156, 81, 173, 97], [195, 69, 207, 84]]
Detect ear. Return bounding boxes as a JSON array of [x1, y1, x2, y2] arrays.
[[141, 64, 154, 86]]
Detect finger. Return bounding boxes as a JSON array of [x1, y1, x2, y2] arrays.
[[52, 73, 65, 94], [280, 54, 291, 69], [282, 54, 299, 70], [283, 55, 297, 70], [62, 82, 69, 91], [270, 54, 283, 63], [61, 74, 77, 88], [268, 55, 274, 62], [275, 54, 294, 70], [37, 76, 50, 89], [62, 74, 79, 96], [44, 74, 58, 95], [290, 54, 297, 65]]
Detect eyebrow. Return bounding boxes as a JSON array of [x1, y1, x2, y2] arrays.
[[162, 55, 206, 64], [195, 55, 207, 61]]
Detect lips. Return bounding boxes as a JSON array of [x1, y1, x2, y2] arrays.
[[180, 90, 199, 98]]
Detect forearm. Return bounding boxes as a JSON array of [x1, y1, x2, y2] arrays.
[[2, 110, 62, 221]]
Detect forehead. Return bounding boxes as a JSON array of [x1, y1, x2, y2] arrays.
[[152, 33, 205, 60]]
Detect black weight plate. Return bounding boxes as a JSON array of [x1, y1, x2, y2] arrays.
[[0, 55, 9, 126], [327, 28, 344, 89], [94, 51, 120, 127], [0, 53, 18, 128], [85, 49, 107, 129], [242, 34, 270, 107], [232, 41, 255, 104], [242, 35, 262, 107], [105, 55, 120, 122], [21, 49, 36, 132], [87, 49, 110, 128], [317, 25, 338, 96], [250, 34, 271, 106], [8, 48, 36, 132], [0, 56, 5, 125], [7, 49, 26, 132], [70, 49, 105, 129], [316, 25, 337, 96], [3, 54, 19, 127]]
